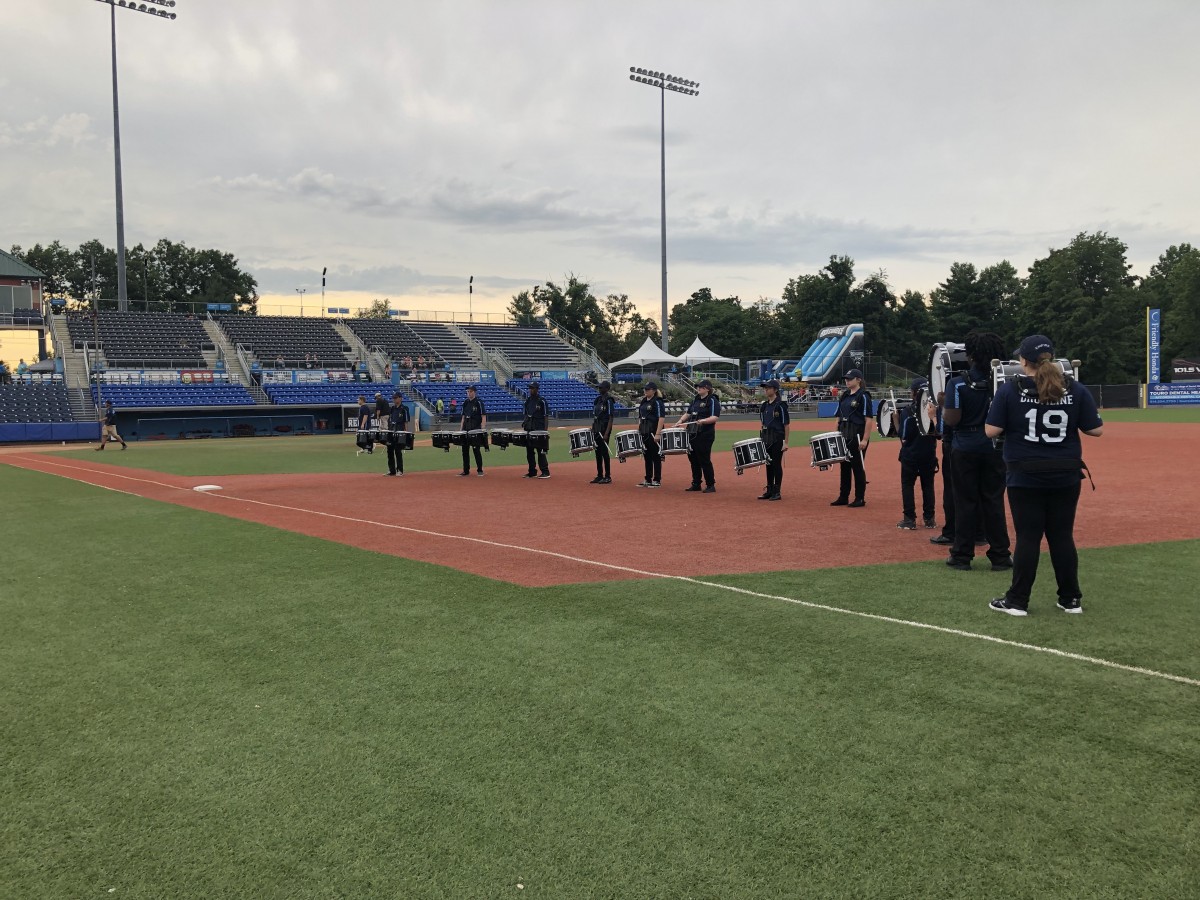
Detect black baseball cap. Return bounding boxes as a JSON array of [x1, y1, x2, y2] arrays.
[[644, 380, 657, 390], [528, 380, 539, 389], [845, 369, 864, 380], [697, 378, 713, 389], [598, 380, 610, 391], [910, 377, 928, 393], [1017, 335, 1054, 361], [762, 378, 780, 390], [466, 384, 477, 391]]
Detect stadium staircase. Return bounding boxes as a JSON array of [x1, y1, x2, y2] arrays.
[[331, 322, 387, 381], [202, 319, 269, 404], [542, 317, 609, 378], [49, 312, 97, 421]]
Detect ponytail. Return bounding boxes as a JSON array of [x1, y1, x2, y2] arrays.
[[1032, 354, 1066, 404]]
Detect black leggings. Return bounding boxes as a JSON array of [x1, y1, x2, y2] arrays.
[[643, 436, 662, 482], [687, 432, 715, 487], [837, 427, 867, 500], [1004, 483, 1082, 609], [594, 431, 611, 477]]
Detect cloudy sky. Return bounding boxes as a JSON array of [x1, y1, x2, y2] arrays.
[[4, 0, 1198, 329]]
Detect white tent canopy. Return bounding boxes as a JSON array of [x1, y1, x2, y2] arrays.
[[608, 337, 683, 369], [677, 336, 739, 368]]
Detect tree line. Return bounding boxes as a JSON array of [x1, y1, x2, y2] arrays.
[[509, 233, 1200, 384], [9, 239, 258, 314]]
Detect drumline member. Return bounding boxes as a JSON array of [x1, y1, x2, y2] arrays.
[[985, 335, 1103, 616], [459, 384, 487, 477], [355, 395, 374, 455], [758, 379, 789, 501], [591, 380, 616, 484], [830, 368, 871, 507], [894, 377, 938, 529], [374, 392, 389, 428], [637, 381, 666, 488], [676, 378, 720, 493], [942, 331, 1012, 571], [929, 396, 986, 546], [522, 381, 551, 479], [95, 399, 128, 450], [385, 392, 409, 476]]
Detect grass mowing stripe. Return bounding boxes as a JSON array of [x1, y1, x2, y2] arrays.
[[18, 455, 1200, 689]]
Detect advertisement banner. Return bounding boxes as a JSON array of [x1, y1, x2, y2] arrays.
[[1148, 308, 1161, 384], [180, 370, 214, 384], [1147, 383, 1200, 405]]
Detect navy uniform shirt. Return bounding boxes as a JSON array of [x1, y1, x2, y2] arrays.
[[898, 405, 937, 466], [686, 393, 720, 435], [836, 388, 872, 431], [638, 396, 665, 435], [357, 402, 371, 429], [944, 368, 994, 454], [461, 396, 485, 431], [388, 401, 409, 431], [593, 394, 616, 436], [104, 405, 117, 426], [987, 377, 1102, 489], [760, 397, 789, 445], [523, 395, 548, 431]]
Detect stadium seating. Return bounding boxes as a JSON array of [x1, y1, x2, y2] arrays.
[[214, 315, 350, 368], [2, 307, 45, 326], [506, 379, 628, 416], [412, 383, 524, 415], [460, 324, 579, 369], [0, 383, 74, 423], [403, 323, 478, 367], [65, 311, 210, 368], [91, 384, 255, 409], [344, 319, 442, 366], [264, 382, 397, 406]]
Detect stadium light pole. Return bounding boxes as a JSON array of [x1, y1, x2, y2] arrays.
[[469, 275, 474, 324], [296, 287, 307, 317], [93, 0, 178, 313], [628, 66, 699, 352], [321, 267, 327, 316]]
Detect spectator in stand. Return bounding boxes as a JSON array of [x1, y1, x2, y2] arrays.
[[417, 355, 426, 370], [274, 354, 285, 369], [402, 355, 413, 373], [0, 360, 9, 384], [449, 396, 458, 417], [17, 358, 29, 375], [384, 362, 392, 379], [435, 397, 445, 419]]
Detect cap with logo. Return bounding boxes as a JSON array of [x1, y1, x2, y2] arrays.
[[845, 369, 864, 380], [1017, 335, 1054, 361], [762, 379, 780, 390]]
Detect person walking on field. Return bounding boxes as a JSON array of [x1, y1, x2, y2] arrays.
[[95, 400, 127, 450]]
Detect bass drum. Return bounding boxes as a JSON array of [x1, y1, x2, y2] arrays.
[[992, 358, 1080, 396], [929, 342, 969, 406], [875, 398, 896, 438]]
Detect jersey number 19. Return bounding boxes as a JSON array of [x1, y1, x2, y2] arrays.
[[1024, 408, 1067, 443]]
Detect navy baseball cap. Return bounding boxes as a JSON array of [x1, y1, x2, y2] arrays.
[[762, 379, 780, 390], [1017, 335, 1054, 361], [466, 384, 477, 391], [845, 369, 864, 380], [392, 392, 403, 399], [910, 377, 928, 393], [528, 380, 539, 389], [697, 378, 713, 389], [598, 380, 611, 391], [644, 381, 657, 390]]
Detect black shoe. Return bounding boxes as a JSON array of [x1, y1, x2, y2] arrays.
[[523, 473, 538, 478], [538, 472, 551, 479], [702, 486, 716, 494], [897, 518, 917, 530], [923, 518, 936, 529], [929, 534, 953, 545], [385, 471, 397, 476], [990, 559, 1014, 571], [94, 446, 104, 451], [946, 557, 972, 571], [758, 491, 772, 500], [767, 493, 781, 501], [684, 484, 702, 492], [121, 443, 127, 450], [990, 597, 1028, 617], [458, 471, 470, 477], [598, 477, 612, 484], [830, 497, 849, 506], [848, 499, 866, 508], [1056, 598, 1084, 614], [590, 476, 604, 484]]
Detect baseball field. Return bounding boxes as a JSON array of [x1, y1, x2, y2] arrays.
[[3, 408, 1198, 898]]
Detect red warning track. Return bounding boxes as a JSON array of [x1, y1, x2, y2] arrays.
[[4, 422, 1197, 586]]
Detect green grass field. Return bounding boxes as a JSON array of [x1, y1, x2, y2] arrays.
[[4, 413, 1199, 898]]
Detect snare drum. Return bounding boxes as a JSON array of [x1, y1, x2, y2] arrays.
[[929, 341, 969, 405], [490, 428, 512, 449], [875, 398, 896, 438], [616, 430, 643, 463], [468, 428, 489, 450], [392, 431, 415, 451], [991, 361, 1025, 396], [510, 431, 530, 448], [732, 437, 768, 475], [527, 430, 550, 452], [448, 431, 469, 447], [431, 432, 452, 451], [569, 428, 595, 457], [659, 427, 690, 456], [809, 431, 851, 470]]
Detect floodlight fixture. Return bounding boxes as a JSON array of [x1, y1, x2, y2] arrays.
[[92, 0, 179, 311], [627, 64, 700, 351]]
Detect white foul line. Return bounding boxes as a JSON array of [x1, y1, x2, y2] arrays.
[[13, 455, 1200, 689]]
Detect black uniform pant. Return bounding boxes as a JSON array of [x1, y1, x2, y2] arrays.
[[594, 430, 611, 477], [462, 442, 483, 473], [940, 439, 984, 541], [526, 440, 549, 476], [1004, 484, 1083, 609], [643, 434, 662, 482], [837, 427, 867, 501], [949, 448, 1010, 563], [764, 439, 785, 495], [687, 431, 715, 487], [386, 439, 404, 474], [900, 459, 936, 521]]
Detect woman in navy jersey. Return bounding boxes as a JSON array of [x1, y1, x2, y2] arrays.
[[984, 335, 1103, 616]]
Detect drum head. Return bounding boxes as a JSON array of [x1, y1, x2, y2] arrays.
[[929, 342, 967, 403], [875, 398, 896, 438], [915, 386, 936, 435]]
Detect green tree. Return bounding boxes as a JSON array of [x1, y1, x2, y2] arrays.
[[356, 299, 394, 319], [890, 290, 936, 373], [507, 289, 540, 327], [9, 241, 75, 299], [778, 255, 855, 353], [668, 288, 747, 358], [1019, 232, 1140, 383], [1141, 244, 1200, 367]]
